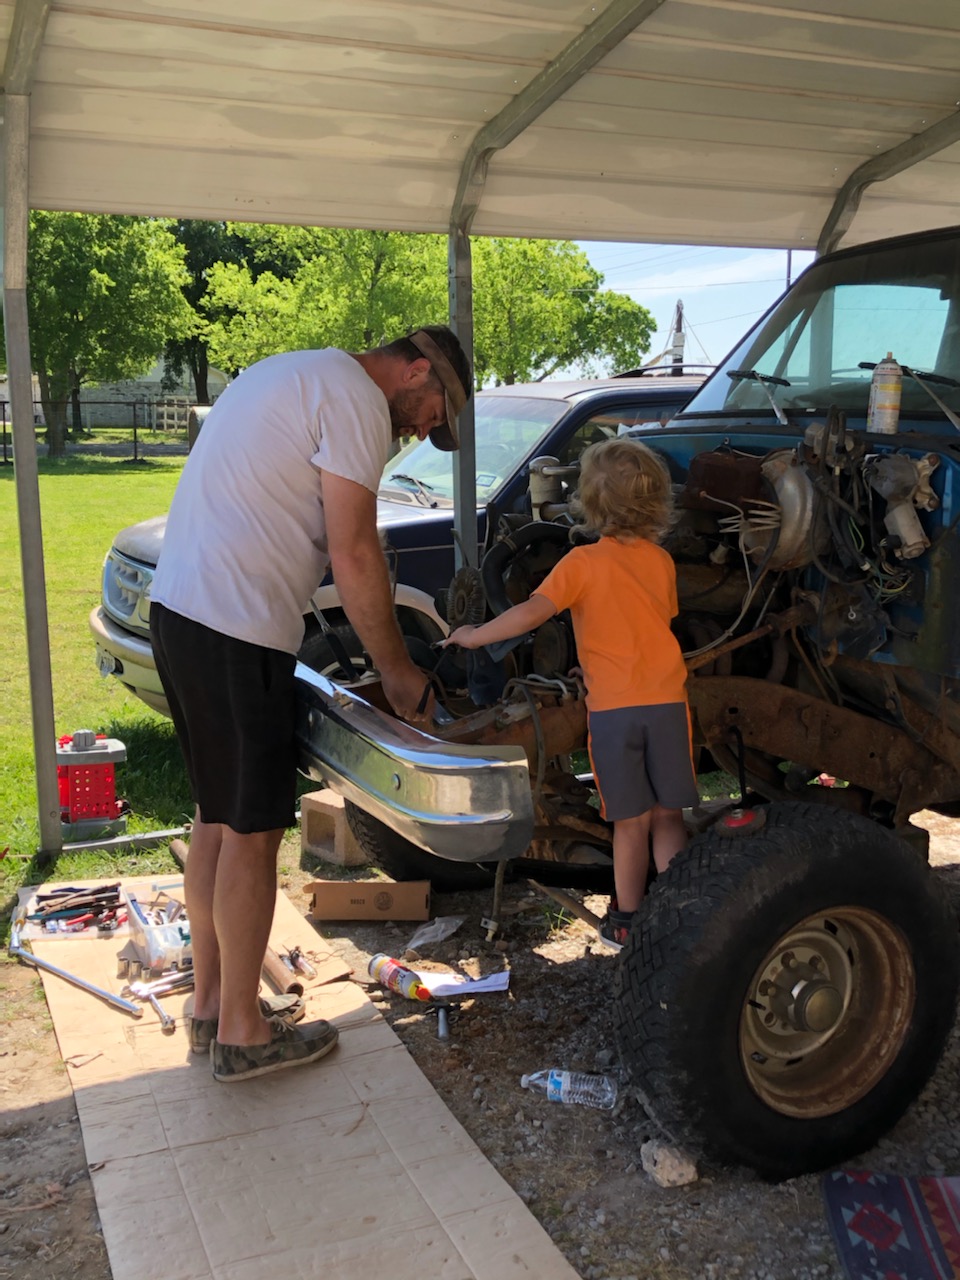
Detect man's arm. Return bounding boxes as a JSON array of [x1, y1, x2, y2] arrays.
[[320, 470, 433, 720]]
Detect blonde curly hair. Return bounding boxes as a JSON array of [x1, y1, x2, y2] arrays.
[[571, 437, 675, 543]]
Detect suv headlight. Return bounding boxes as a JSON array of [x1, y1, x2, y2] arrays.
[[102, 550, 154, 635]]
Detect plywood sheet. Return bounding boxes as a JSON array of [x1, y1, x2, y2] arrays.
[[21, 878, 578, 1280]]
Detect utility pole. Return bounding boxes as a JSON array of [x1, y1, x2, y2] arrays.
[[668, 299, 685, 376]]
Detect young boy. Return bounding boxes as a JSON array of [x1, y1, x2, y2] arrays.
[[444, 437, 697, 950]]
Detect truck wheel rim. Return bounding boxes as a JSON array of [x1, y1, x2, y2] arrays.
[[739, 908, 915, 1118]]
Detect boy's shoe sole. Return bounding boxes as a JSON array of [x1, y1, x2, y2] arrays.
[[596, 908, 636, 952], [211, 1016, 339, 1082], [190, 993, 306, 1054], [595, 925, 624, 952]]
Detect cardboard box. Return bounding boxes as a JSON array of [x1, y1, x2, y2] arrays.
[[305, 878, 430, 921]]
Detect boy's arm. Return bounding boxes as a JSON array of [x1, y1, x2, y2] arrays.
[[444, 593, 557, 649]]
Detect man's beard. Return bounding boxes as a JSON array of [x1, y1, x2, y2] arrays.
[[389, 386, 431, 438]]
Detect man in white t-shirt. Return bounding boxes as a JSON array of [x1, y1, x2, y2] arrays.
[[150, 326, 471, 1082]]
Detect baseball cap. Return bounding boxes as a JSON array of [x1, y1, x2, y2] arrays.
[[408, 328, 468, 452]]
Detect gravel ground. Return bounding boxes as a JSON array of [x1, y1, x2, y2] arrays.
[[3, 808, 960, 1279]]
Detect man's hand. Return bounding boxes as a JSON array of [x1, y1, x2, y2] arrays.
[[381, 663, 436, 723]]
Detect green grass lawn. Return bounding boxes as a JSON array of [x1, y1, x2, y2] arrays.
[[2, 452, 190, 894]]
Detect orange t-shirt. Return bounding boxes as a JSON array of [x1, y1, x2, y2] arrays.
[[534, 536, 687, 712]]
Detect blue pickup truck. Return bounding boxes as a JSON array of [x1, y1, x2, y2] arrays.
[[295, 224, 960, 1179]]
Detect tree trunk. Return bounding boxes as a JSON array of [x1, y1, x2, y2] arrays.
[[189, 346, 210, 404], [38, 371, 68, 457], [69, 369, 83, 437]]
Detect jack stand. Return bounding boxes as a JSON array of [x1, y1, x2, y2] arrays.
[[481, 860, 507, 941]]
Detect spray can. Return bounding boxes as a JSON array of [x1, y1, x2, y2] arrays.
[[368, 953, 432, 1002], [867, 353, 902, 435]]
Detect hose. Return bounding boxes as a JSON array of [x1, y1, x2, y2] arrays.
[[480, 521, 571, 616]]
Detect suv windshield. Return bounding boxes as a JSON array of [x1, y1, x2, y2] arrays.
[[380, 394, 567, 504], [683, 232, 960, 421]]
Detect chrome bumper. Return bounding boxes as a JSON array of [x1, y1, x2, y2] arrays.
[[294, 664, 533, 862]]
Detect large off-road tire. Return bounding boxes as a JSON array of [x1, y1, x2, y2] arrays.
[[345, 801, 499, 891], [614, 803, 960, 1178]]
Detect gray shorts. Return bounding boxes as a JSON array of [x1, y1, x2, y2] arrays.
[[587, 702, 699, 822]]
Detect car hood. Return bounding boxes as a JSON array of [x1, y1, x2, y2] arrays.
[[114, 515, 167, 564], [110, 501, 450, 570], [376, 495, 456, 531]]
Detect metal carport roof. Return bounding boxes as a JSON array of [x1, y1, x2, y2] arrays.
[[6, 0, 960, 854], [6, 0, 960, 252]]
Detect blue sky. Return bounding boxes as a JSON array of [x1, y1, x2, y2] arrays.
[[576, 241, 817, 370]]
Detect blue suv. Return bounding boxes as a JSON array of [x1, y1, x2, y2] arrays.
[[90, 371, 704, 715]]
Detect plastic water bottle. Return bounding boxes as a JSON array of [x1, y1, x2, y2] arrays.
[[520, 1068, 617, 1110], [368, 953, 432, 1002]]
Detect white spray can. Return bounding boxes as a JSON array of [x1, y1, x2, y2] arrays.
[[867, 352, 902, 435]]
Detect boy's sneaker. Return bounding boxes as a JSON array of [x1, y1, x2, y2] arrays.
[[190, 993, 306, 1055], [211, 1016, 339, 1082], [597, 908, 636, 952]]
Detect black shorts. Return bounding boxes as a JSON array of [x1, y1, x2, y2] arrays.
[[151, 603, 298, 833], [587, 701, 699, 822]]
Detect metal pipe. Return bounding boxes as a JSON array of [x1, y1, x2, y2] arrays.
[[527, 879, 602, 930], [62, 825, 189, 855], [4, 93, 61, 858], [9, 914, 144, 1017]]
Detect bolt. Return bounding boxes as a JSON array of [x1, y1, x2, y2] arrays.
[[781, 951, 795, 969], [764, 1012, 776, 1026]]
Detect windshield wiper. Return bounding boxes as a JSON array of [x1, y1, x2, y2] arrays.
[[727, 369, 791, 426], [386, 473, 438, 508]]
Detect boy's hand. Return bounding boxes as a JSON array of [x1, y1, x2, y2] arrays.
[[443, 625, 482, 649]]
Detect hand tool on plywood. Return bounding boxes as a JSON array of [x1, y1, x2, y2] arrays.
[[147, 992, 176, 1034], [262, 945, 304, 996], [9, 911, 143, 1018]]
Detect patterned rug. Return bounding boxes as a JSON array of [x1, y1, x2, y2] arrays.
[[823, 1170, 960, 1279]]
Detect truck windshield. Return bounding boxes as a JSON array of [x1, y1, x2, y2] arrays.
[[380, 394, 567, 503], [682, 232, 960, 421]]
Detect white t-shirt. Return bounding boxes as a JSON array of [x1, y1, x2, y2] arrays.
[[151, 348, 392, 654]]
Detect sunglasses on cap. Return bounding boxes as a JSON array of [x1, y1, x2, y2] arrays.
[[408, 329, 467, 452]]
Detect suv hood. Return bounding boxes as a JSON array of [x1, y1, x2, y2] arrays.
[[114, 515, 167, 563]]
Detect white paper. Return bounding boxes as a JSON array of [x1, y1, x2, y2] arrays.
[[412, 969, 510, 998]]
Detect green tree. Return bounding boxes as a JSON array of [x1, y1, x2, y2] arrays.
[[24, 212, 194, 456], [163, 220, 245, 403], [201, 227, 654, 386], [203, 226, 445, 371], [472, 238, 655, 385]]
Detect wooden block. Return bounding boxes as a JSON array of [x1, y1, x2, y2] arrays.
[[300, 789, 365, 867]]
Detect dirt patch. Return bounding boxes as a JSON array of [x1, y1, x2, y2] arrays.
[[5, 810, 960, 1280], [0, 962, 109, 1278]]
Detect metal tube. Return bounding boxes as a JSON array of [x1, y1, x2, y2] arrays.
[[3, 93, 61, 857], [10, 915, 144, 1017], [448, 227, 477, 571], [62, 825, 189, 855]]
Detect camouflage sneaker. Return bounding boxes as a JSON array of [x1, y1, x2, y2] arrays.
[[190, 993, 306, 1055], [211, 1016, 339, 1082], [596, 907, 636, 952]]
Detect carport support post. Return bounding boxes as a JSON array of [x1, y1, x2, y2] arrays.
[[448, 225, 478, 571], [3, 92, 62, 856]]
